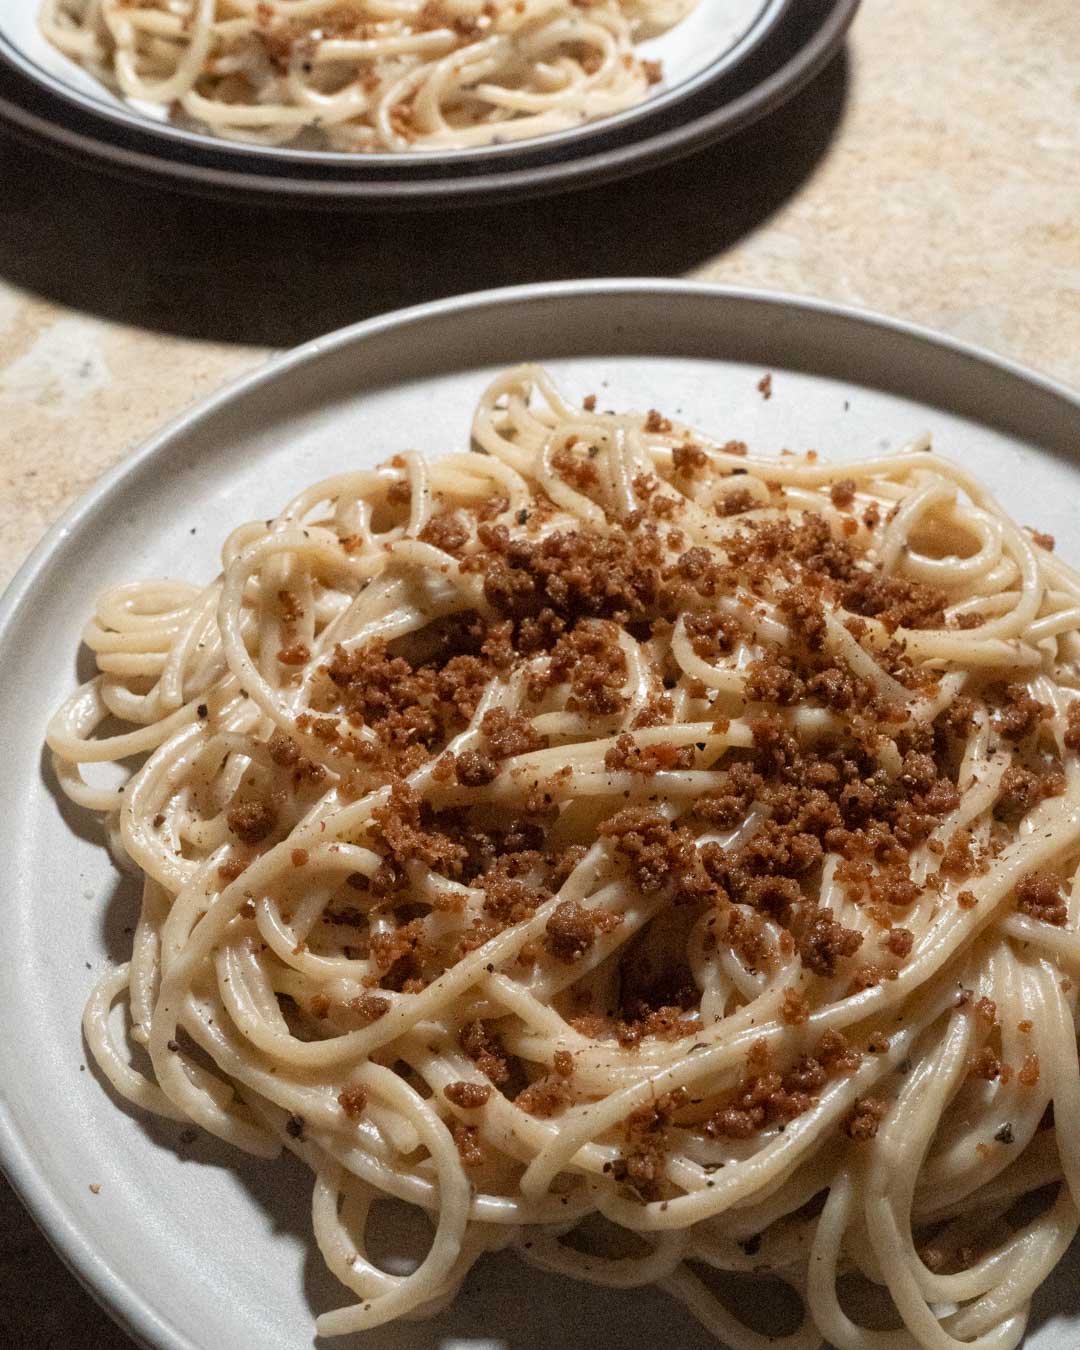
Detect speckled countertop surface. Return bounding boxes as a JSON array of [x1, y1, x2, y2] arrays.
[[1, 2, 1078, 1345]]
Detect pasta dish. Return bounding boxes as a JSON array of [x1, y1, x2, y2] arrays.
[[38, 1, 700, 152], [48, 366, 1080, 1347]]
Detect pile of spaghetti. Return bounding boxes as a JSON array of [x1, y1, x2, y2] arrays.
[[39, 0, 697, 151], [49, 366, 1080, 1347]]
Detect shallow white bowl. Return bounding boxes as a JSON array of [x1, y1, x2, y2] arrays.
[[0, 0, 788, 166]]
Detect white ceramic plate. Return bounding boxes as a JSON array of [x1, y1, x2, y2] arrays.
[[0, 1, 858, 207], [1, 281, 1078, 1350], [0, 0, 787, 166]]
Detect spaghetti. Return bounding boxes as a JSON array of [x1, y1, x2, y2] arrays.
[[39, 0, 699, 151], [49, 366, 1080, 1347]]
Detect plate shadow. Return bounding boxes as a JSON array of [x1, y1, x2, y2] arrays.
[[0, 50, 849, 348]]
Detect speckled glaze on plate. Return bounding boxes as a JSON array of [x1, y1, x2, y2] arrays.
[[0, 0, 856, 207], [0, 280, 1078, 1350]]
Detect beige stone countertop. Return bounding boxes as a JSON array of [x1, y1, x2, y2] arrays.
[[1, 1, 1078, 1346]]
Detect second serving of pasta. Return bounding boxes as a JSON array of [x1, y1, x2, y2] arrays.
[[40, 0, 701, 151]]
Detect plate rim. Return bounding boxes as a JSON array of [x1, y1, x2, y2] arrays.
[[0, 0, 858, 206], [1, 277, 1078, 1350], [0, 0, 791, 169]]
